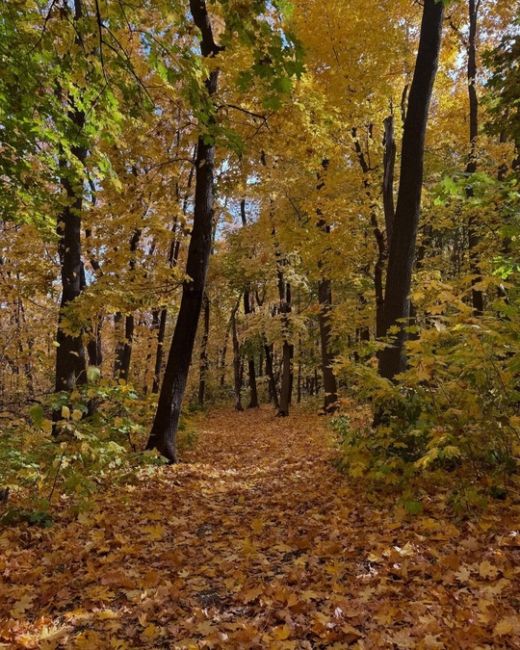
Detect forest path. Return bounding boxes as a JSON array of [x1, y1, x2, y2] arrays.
[[2, 407, 519, 648]]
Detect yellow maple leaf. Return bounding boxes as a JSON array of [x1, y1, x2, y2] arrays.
[[494, 616, 520, 637], [10, 593, 34, 619]]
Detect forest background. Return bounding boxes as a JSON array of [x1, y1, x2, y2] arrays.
[[0, 0, 519, 518]]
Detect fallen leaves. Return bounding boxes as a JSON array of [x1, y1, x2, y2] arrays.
[[0, 407, 519, 648]]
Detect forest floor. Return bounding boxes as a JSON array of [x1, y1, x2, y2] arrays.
[[1, 406, 519, 649]]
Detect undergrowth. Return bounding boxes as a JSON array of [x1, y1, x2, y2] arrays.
[[0, 380, 198, 527]]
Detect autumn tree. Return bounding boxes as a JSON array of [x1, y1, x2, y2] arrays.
[[378, 0, 445, 381]]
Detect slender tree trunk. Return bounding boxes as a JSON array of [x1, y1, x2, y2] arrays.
[[378, 0, 444, 380], [152, 308, 167, 393], [317, 279, 337, 411], [219, 314, 232, 387], [243, 294, 259, 408], [87, 315, 103, 367], [240, 199, 259, 408], [264, 340, 279, 409], [316, 159, 338, 412], [147, 0, 220, 462], [231, 308, 243, 411], [277, 276, 293, 417], [118, 314, 134, 382], [383, 115, 396, 243], [113, 228, 141, 381], [353, 130, 387, 339], [53, 1, 87, 414], [466, 0, 484, 315], [198, 293, 210, 406]]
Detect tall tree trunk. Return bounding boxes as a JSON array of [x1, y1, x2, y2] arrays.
[[466, 0, 484, 315], [240, 199, 259, 408], [383, 115, 396, 243], [198, 293, 210, 407], [114, 229, 141, 381], [243, 290, 259, 409], [152, 308, 167, 393], [147, 0, 220, 462], [353, 129, 387, 339], [87, 315, 103, 367], [277, 275, 293, 417], [53, 0, 87, 417], [264, 340, 279, 409], [317, 279, 337, 411], [231, 308, 243, 411], [316, 159, 338, 412], [151, 149, 195, 394], [378, 0, 444, 380], [219, 313, 232, 387]]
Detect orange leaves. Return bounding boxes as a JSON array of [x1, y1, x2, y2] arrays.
[[1, 408, 519, 648]]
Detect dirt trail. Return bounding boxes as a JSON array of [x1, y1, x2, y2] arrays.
[[1, 407, 519, 648]]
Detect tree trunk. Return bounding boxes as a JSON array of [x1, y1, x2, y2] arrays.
[[231, 308, 243, 411], [240, 199, 259, 408], [383, 115, 396, 243], [198, 293, 210, 407], [378, 0, 444, 380], [116, 314, 134, 382], [264, 340, 279, 409], [113, 228, 141, 381], [317, 279, 338, 412], [147, 0, 220, 462], [87, 315, 103, 367], [54, 0, 87, 413], [316, 159, 338, 412], [152, 308, 167, 393], [353, 130, 387, 339], [466, 0, 484, 315], [277, 276, 293, 417]]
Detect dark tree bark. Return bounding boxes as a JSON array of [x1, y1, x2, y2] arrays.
[[219, 313, 232, 387], [231, 306, 243, 411], [86, 315, 103, 367], [316, 159, 338, 412], [147, 0, 220, 461], [277, 273, 293, 417], [152, 150, 195, 394], [264, 340, 279, 409], [383, 115, 396, 243], [198, 293, 210, 406], [378, 0, 444, 380], [465, 0, 484, 315], [152, 308, 167, 393], [114, 228, 141, 381], [54, 0, 87, 415], [240, 199, 259, 408], [353, 129, 387, 339]]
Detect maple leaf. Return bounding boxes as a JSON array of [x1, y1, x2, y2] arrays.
[[494, 616, 520, 637], [10, 594, 34, 619]]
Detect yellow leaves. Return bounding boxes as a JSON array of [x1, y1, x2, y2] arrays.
[[85, 585, 115, 602], [241, 584, 264, 603], [272, 624, 292, 640], [140, 623, 161, 642], [74, 630, 103, 648], [241, 537, 258, 557], [2, 409, 519, 650], [494, 616, 520, 637], [141, 524, 166, 541], [478, 559, 499, 580], [10, 594, 34, 619], [250, 516, 265, 534]]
